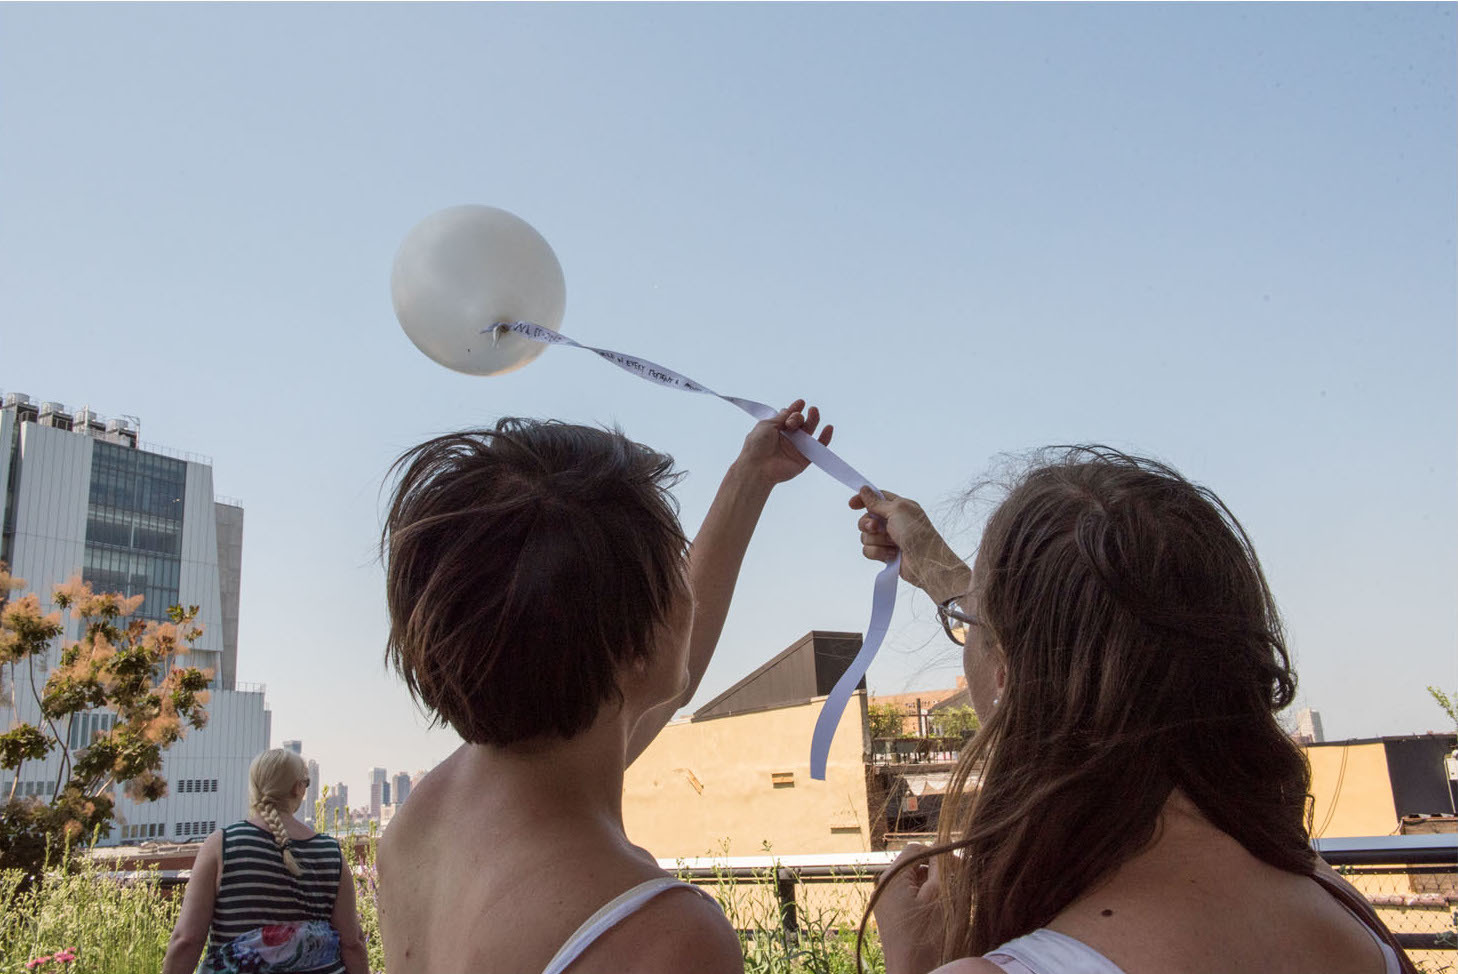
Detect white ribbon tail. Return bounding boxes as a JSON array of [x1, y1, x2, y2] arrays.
[[808, 555, 900, 780]]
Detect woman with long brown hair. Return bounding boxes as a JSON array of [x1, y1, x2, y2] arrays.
[[851, 447, 1415, 974]]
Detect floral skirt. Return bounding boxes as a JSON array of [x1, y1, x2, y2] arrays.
[[203, 921, 342, 974]]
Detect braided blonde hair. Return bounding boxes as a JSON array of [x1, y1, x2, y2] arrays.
[[248, 748, 308, 877]]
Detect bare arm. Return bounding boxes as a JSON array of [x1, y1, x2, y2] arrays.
[[331, 855, 370, 974], [850, 488, 971, 603], [627, 400, 832, 765], [161, 831, 221, 974]]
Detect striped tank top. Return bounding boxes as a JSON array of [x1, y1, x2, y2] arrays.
[[204, 820, 346, 974]]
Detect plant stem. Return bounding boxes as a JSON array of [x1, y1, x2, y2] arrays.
[[27, 654, 67, 798]]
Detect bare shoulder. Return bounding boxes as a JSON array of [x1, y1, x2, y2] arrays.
[[194, 829, 224, 868], [933, 960, 1006, 974], [576, 885, 741, 974]]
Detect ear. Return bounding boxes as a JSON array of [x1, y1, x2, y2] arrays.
[[992, 645, 1009, 694]]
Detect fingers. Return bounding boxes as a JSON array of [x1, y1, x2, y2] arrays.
[[877, 843, 927, 890], [863, 544, 898, 563], [853, 485, 890, 515], [779, 401, 819, 437], [798, 405, 820, 437], [861, 516, 897, 561], [849, 486, 902, 509], [773, 400, 832, 448]]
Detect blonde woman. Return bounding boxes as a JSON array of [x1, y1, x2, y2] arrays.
[[163, 748, 368, 974]]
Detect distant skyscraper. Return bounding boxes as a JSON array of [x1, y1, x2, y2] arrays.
[[322, 781, 349, 828], [392, 771, 411, 806], [305, 759, 320, 823], [1295, 708, 1325, 745], [369, 767, 387, 820], [382, 781, 391, 806], [281, 740, 302, 756]]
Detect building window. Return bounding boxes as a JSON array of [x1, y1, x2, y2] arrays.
[[82, 441, 186, 623]]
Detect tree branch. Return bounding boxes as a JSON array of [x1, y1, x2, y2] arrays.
[[27, 656, 66, 801]]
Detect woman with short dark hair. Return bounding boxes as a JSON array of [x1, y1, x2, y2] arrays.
[[854, 448, 1415, 974], [377, 402, 832, 974]]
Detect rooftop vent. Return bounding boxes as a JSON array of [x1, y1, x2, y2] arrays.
[[104, 418, 138, 448], [38, 402, 73, 431], [3, 393, 31, 408], [75, 407, 105, 434]]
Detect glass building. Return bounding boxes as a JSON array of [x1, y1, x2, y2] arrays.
[[0, 392, 268, 845]]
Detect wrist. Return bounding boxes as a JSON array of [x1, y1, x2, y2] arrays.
[[923, 564, 973, 604], [725, 459, 779, 500]]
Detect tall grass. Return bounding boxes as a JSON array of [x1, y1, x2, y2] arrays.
[[0, 823, 886, 974], [678, 844, 885, 974], [0, 841, 178, 974]]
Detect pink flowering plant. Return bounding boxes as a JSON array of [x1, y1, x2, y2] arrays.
[[22, 947, 76, 970], [0, 566, 212, 881]]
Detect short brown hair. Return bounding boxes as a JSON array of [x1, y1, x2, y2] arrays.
[[382, 419, 689, 746]]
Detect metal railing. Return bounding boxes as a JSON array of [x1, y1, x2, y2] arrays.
[[96, 836, 1457, 966], [869, 736, 966, 766], [137, 441, 213, 466], [664, 835, 1457, 960]]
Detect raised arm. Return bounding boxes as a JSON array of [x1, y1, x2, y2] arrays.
[[627, 399, 831, 764], [850, 487, 971, 604]]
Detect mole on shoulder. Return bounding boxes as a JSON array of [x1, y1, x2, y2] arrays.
[[1100, 909, 1114, 917]]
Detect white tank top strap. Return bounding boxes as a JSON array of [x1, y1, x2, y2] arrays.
[[983, 929, 1129, 974], [1328, 897, 1405, 974], [983, 918, 1402, 974], [539, 876, 714, 974]]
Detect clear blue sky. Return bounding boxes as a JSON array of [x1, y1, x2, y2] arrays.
[[2, 4, 1453, 807]]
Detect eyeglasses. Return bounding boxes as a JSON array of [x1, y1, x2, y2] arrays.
[[937, 596, 978, 647]]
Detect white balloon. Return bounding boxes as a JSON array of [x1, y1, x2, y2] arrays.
[[391, 205, 567, 376]]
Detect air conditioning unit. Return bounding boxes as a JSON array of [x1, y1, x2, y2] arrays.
[[38, 402, 73, 431], [75, 408, 105, 434], [102, 417, 139, 448]]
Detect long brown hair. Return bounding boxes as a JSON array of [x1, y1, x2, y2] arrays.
[[864, 447, 1312, 962]]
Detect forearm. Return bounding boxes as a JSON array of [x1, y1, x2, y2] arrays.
[[340, 939, 370, 974], [161, 936, 206, 974], [920, 560, 973, 605], [680, 460, 775, 703]]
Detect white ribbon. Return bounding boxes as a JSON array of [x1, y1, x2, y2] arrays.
[[493, 321, 900, 780]]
